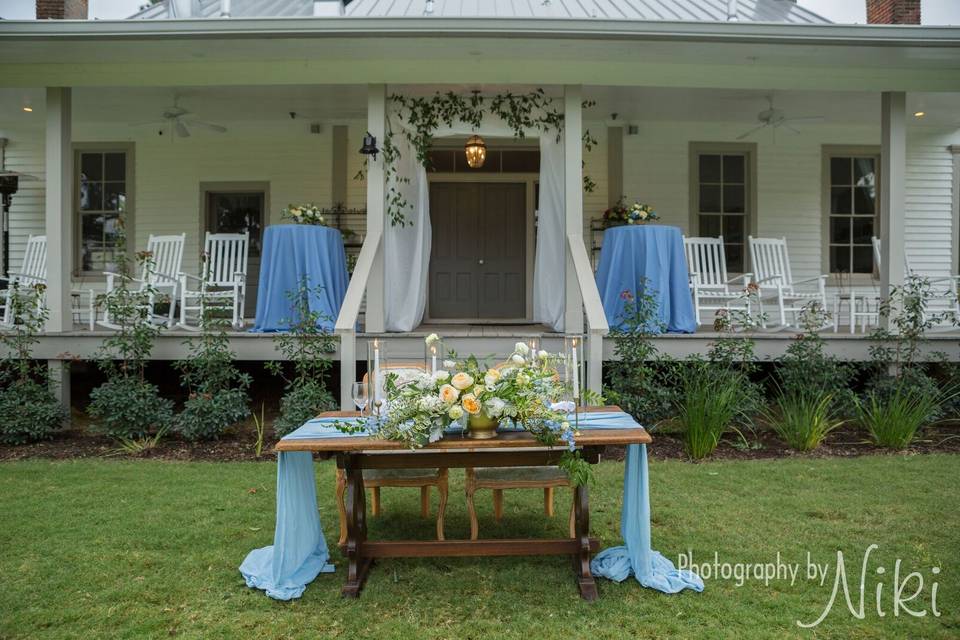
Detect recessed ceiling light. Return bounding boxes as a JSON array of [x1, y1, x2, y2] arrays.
[[914, 111, 926, 118], [22, 106, 32, 113]]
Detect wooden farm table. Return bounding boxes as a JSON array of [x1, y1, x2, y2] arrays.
[[274, 407, 651, 601]]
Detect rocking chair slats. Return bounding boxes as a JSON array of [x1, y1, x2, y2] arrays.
[[748, 236, 828, 329], [98, 233, 185, 329], [0, 235, 47, 327], [682, 236, 753, 326], [178, 232, 249, 329]]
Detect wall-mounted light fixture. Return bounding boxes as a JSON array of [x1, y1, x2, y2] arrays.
[[359, 132, 380, 160]]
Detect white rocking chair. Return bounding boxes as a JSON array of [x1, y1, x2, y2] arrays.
[[178, 232, 249, 329], [682, 236, 753, 326], [99, 233, 185, 329], [0, 234, 47, 327], [748, 236, 829, 329]]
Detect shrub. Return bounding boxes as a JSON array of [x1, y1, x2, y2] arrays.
[[676, 363, 746, 459], [273, 379, 337, 437], [856, 383, 943, 449], [174, 266, 251, 441], [175, 388, 250, 441], [765, 390, 844, 452], [0, 378, 66, 445], [0, 283, 66, 444], [88, 377, 173, 439], [605, 285, 678, 426]]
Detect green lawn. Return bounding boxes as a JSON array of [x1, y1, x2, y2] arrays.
[[1, 455, 957, 639]]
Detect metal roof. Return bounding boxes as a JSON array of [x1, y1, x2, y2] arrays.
[[131, 0, 831, 24]]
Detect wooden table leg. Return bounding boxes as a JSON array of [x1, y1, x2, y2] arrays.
[[573, 483, 598, 601], [342, 456, 373, 598]]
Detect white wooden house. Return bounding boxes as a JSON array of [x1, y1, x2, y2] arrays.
[[0, 0, 959, 409]]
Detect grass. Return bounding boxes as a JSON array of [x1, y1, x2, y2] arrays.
[[1, 456, 958, 639]]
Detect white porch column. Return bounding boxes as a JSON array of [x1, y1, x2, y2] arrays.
[[365, 84, 386, 334], [45, 87, 72, 334], [563, 85, 585, 334], [880, 91, 907, 328]]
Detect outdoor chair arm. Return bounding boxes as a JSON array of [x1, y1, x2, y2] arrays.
[[178, 272, 207, 285], [754, 275, 785, 286], [4, 272, 46, 282], [792, 275, 829, 289], [725, 273, 753, 286]]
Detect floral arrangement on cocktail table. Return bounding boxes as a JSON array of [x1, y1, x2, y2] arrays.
[[339, 336, 592, 484], [282, 203, 328, 226], [602, 198, 659, 228]]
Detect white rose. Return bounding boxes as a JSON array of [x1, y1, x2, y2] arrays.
[[515, 342, 530, 356], [425, 333, 440, 346], [432, 370, 450, 383], [484, 373, 499, 387], [485, 397, 506, 418], [443, 359, 457, 369], [448, 405, 464, 420], [511, 354, 525, 365], [537, 350, 549, 360]]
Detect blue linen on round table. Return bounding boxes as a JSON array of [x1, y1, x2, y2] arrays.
[[595, 225, 697, 333], [251, 225, 350, 332]]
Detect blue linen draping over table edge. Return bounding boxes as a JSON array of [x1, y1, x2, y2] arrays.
[[595, 225, 697, 334], [240, 412, 702, 600], [251, 225, 350, 332]]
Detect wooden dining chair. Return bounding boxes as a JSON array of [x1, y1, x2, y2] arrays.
[[465, 466, 575, 540], [332, 364, 449, 543]]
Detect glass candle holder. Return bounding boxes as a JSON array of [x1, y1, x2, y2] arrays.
[[366, 338, 387, 417], [563, 335, 586, 408], [424, 337, 444, 374]]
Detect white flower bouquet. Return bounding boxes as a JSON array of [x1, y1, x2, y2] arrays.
[[282, 203, 328, 226]]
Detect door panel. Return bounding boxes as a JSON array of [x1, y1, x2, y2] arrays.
[[429, 182, 526, 320]]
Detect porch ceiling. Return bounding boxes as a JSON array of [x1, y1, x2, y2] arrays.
[[0, 20, 959, 91]]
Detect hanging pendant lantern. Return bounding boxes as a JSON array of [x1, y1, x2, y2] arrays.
[[464, 134, 487, 169]]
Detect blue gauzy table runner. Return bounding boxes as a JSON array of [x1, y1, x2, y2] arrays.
[[240, 412, 702, 600], [251, 225, 350, 332], [595, 225, 697, 334]]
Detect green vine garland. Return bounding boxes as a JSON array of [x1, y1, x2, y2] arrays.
[[357, 90, 597, 227]]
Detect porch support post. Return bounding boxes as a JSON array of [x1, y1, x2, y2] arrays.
[[365, 84, 386, 334], [47, 359, 71, 419], [44, 87, 73, 334], [880, 91, 907, 329], [563, 85, 584, 334]]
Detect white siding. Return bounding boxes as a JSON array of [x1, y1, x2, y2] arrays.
[[905, 128, 958, 279], [0, 127, 45, 277]]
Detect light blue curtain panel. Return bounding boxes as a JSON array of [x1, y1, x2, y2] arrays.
[[595, 225, 697, 334], [251, 225, 350, 332]]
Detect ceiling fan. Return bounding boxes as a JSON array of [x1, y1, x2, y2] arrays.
[[131, 96, 227, 138], [736, 96, 824, 141]]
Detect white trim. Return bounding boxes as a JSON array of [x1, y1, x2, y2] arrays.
[[880, 91, 906, 328], [44, 87, 72, 333]]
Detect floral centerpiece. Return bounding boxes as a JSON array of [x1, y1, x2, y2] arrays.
[[339, 337, 592, 484], [282, 203, 328, 226], [602, 198, 659, 228]]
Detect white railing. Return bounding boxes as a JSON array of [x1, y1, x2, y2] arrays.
[[335, 229, 382, 410], [567, 234, 608, 400]]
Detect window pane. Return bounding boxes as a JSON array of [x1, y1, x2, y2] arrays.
[[830, 157, 851, 185], [852, 246, 874, 274], [852, 218, 874, 245], [699, 154, 721, 183], [854, 157, 875, 184], [104, 153, 126, 180], [699, 214, 721, 237], [830, 217, 851, 244], [427, 150, 455, 172], [854, 187, 875, 215], [831, 187, 852, 214], [501, 150, 540, 173], [723, 154, 745, 184], [103, 182, 126, 212], [725, 244, 744, 273], [81, 214, 103, 272], [830, 246, 851, 274], [699, 185, 721, 213], [723, 185, 745, 214], [80, 180, 103, 211], [722, 215, 744, 244], [80, 153, 103, 181]]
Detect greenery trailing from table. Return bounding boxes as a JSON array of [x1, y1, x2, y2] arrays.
[[174, 255, 252, 441], [88, 220, 174, 440], [0, 283, 66, 444], [267, 279, 338, 437], [379, 90, 597, 226]]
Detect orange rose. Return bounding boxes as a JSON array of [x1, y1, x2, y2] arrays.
[[451, 372, 474, 391], [439, 384, 460, 405], [461, 393, 481, 415]]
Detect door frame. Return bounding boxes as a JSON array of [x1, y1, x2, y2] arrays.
[[425, 173, 537, 323], [198, 181, 271, 242]]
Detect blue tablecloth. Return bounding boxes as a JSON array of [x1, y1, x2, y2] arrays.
[[239, 412, 703, 600], [251, 225, 349, 332], [595, 225, 697, 334]]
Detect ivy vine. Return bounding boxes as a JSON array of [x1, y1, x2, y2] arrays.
[[369, 90, 596, 227]]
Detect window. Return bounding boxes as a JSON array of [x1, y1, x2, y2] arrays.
[[426, 148, 540, 174], [690, 144, 755, 273], [824, 149, 879, 276], [76, 148, 131, 274]]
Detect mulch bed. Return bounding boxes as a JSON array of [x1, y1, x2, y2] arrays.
[[3, 420, 959, 463]]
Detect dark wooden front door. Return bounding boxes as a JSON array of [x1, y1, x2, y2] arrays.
[[429, 182, 526, 320], [205, 191, 264, 318]]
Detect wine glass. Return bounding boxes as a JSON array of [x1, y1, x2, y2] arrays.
[[351, 381, 369, 417]]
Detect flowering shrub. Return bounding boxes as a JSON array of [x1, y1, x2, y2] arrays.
[[282, 203, 327, 226]]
